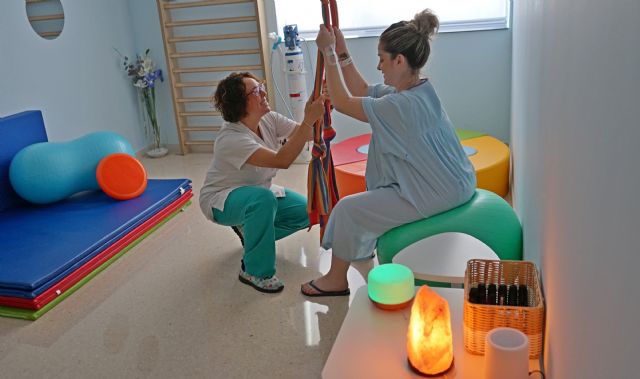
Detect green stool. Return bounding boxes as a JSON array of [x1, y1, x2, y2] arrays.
[[377, 189, 522, 286]]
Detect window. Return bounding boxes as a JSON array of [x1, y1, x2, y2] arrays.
[[273, 0, 510, 40]]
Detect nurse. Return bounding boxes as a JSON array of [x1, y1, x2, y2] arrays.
[[200, 72, 325, 293]]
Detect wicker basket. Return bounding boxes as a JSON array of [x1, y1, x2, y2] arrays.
[[463, 259, 544, 358]]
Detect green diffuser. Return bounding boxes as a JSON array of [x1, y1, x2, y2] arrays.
[[368, 263, 415, 310]]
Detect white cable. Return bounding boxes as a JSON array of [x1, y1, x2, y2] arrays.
[[299, 37, 316, 92], [269, 45, 294, 119]]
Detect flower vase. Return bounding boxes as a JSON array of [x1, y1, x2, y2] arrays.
[[141, 86, 168, 158]]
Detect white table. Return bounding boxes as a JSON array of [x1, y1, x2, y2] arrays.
[[392, 232, 499, 285], [322, 286, 540, 379]]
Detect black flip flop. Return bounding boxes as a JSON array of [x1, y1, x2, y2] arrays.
[[301, 280, 350, 297]]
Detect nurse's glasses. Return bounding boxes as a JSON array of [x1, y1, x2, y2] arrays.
[[246, 83, 266, 97]]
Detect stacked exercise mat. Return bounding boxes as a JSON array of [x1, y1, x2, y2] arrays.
[[0, 111, 192, 320]]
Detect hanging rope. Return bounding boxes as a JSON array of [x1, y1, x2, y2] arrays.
[[307, 0, 340, 240]]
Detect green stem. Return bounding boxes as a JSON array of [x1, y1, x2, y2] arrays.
[[140, 88, 161, 149]]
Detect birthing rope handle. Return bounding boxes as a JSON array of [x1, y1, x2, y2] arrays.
[[307, 0, 340, 239]]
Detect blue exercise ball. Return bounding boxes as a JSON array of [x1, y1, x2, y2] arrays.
[[9, 131, 135, 204]]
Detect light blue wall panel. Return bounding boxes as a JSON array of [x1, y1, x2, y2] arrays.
[[0, 0, 145, 150], [1, 1, 512, 150]]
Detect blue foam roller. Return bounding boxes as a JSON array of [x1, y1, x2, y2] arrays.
[[9, 131, 135, 204]]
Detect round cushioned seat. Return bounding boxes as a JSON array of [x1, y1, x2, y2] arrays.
[[376, 189, 522, 265], [461, 135, 510, 197]]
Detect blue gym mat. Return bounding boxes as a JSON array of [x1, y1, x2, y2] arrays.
[[0, 178, 191, 298], [0, 111, 48, 212]]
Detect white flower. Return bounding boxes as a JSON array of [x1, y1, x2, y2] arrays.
[[142, 57, 154, 74], [134, 79, 147, 88]]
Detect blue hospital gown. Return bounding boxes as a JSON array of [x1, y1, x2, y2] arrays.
[[320, 80, 476, 261], [362, 80, 476, 217]]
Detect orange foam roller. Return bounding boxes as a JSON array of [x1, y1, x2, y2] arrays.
[[96, 153, 148, 200]]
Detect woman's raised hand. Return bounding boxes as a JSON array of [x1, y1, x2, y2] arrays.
[[333, 27, 347, 56], [316, 25, 336, 51]]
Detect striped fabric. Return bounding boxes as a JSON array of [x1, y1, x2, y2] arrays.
[[307, 0, 340, 239]]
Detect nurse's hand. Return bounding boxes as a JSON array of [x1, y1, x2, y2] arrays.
[[303, 95, 327, 127]]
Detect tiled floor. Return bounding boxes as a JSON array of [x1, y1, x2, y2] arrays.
[[0, 153, 373, 379]]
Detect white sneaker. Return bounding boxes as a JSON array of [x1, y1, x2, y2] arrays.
[[238, 268, 284, 293]]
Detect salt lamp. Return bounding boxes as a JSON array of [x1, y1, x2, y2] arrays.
[[367, 263, 415, 310], [407, 285, 454, 376]]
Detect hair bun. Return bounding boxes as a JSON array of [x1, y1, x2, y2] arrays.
[[412, 9, 439, 39]]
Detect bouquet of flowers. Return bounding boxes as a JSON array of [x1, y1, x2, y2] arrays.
[[120, 49, 165, 153]]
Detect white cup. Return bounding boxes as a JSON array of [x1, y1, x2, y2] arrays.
[[484, 327, 530, 379]]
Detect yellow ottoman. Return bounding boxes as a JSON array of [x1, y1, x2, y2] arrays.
[[460, 135, 510, 197]]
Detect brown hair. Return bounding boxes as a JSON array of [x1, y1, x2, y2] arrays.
[[212, 72, 261, 123], [379, 9, 439, 72]]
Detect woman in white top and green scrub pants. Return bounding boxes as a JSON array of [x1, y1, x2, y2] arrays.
[[199, 72, 326, 293], [301, 10, 476, 297]]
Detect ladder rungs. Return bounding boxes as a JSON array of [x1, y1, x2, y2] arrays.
[[185, 140, 215, 145], [165, 16, 256, 27], [180, 111, 221, 116], [158, 0, 268, 154], [174, 65, 262, 74], [175, 78, 263, 87], [184, 127, 221, 131], [163, 0, 253, 9], [177, 97, 212, 103], [170, 49, 260, 59], [176, 81, 220, 87], [28, 13, 64, 22], [168, 32, 258, 43]]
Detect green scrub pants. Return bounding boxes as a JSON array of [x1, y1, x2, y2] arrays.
[[213, 186, 309, 278]]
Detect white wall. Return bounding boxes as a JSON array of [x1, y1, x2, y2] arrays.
[[0, 0, 147, 150], [512, 0, 640, 377], [262, 0, 513, 143]]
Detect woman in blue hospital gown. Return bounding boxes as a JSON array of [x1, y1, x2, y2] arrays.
[[301, 9, 476, 296]]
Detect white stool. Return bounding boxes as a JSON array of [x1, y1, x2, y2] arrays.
[[392, 232, 499, 287]]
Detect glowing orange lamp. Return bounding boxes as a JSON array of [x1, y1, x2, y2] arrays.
[[406, 285, 454, 376]]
